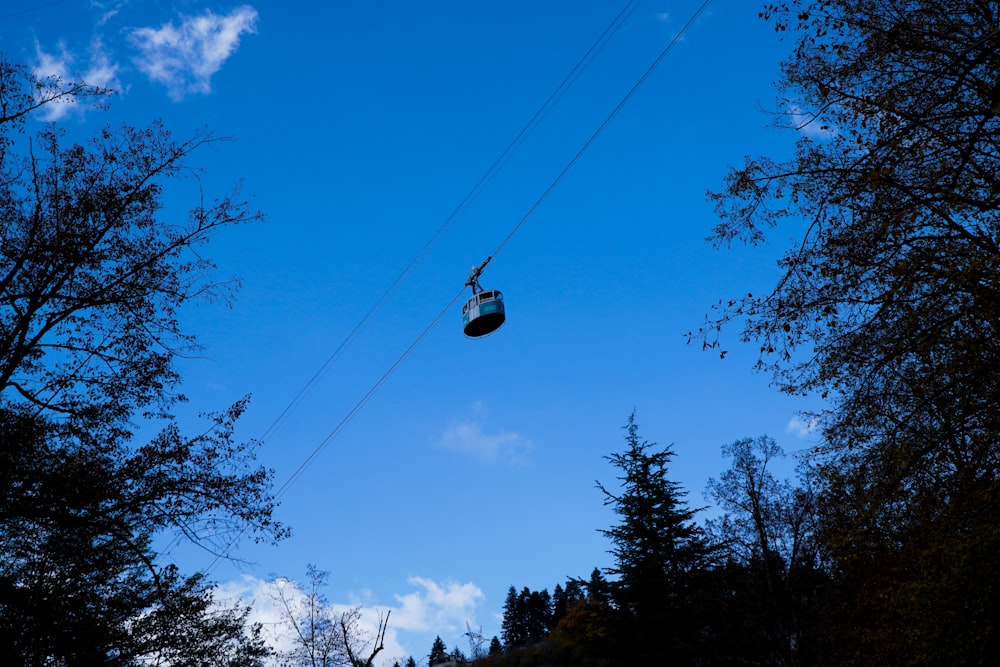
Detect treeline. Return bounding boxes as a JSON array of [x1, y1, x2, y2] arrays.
[[416, 421, 827, 666], [418, 421, 993, 667], [6, 0, 1000, 664], [416, 0, 1000, 664]]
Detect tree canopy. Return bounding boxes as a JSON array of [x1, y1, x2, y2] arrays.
[[0, 58, 262, 438], [699, 1, 1000, 662], [0, 55, 282, 665]]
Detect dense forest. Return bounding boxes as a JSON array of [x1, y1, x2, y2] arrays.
[[3, 0, 1000, 665], [397, 418, 819, 666]]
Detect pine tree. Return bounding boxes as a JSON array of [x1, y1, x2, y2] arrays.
[[522, 588, 552, 645], [597, 412, 714, 662], [584, 568, 611, 604], [428, 636, 448, 666]]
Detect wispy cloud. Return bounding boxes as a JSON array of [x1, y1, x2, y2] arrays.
[[786, 414, 820, 438], [435, 402, 533, 465], [32, 38, 120, 120], [129, 5, 258, 100]]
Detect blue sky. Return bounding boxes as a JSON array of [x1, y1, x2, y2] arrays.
[[3, 0, 821, 662]]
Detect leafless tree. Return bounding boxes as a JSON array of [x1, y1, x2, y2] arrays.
[[270, 566, 391, 667]]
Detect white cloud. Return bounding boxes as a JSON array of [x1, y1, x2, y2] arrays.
[[216, 574, 483, 666], [82, 39, 120, 89], [33, 41, 73, 83], [435, 405, 533, 465], [436, 419, 532, 464], [393, 576, 484, 634], [32, 38, 120, 120], [130, 5, 258, 100], [786, 414, 820, 438]]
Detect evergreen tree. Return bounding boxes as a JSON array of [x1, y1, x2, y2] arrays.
[[428, 636, 448, 666], [500, 586, 525, 648], [500, 585, 555, 650], [583, 568, 612, 605], [488, 636, 502, 656], [552, 584, 568, 626], [597, 412, 714, 663], [521, 588, 552, 645]]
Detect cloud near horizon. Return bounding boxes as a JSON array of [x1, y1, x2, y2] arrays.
[[393, 576, 484, 633], [216, 573, 483, 666], [130, 5, 258, 100]]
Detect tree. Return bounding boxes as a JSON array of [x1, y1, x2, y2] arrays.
[[547, 598, 616, 667], [551, 583, 582, 628], [0, 407, 273, 666], [500, 586, 552, 649], [270, 566, 390, 667], [582, 567, 611, 605], [597, 412, 714, 663], [0, 58, 263, 438], [0, 56, 280, 663], [428, 636, 448, 666], [705, 436, 823, 666], [500, 587, 523, 649], [700, 1, 1000, 661], [340, 607, 390, 667], [522, 588, 552, 646], [271, 566, 344, 667]]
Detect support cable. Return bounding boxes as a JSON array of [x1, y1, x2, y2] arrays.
[[203, 0, 712, 574], [255, 0, 643, 448]]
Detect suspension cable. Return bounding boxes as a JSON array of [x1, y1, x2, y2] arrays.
[[255, 0, 643, 448], [203, 0, 713, 573]]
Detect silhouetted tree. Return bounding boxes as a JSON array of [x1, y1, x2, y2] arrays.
[[701, 1, 1000, 662], [705, 435, 824, 665], [583, 568, 611, 605], [270, 566, 389, 667], [598, 412, 714, 663], [0, 408, 273, 665], [271, 566, 343, 667], [500, 585, 554, 649], [500, 587, 524, 649], [428, 636, 448, 666], [0, 55, 278, 664]]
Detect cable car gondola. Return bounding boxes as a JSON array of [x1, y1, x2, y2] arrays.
[[462, 257, 506, 338]]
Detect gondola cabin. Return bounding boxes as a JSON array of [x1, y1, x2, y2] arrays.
[[462, 289, 505, 337]]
